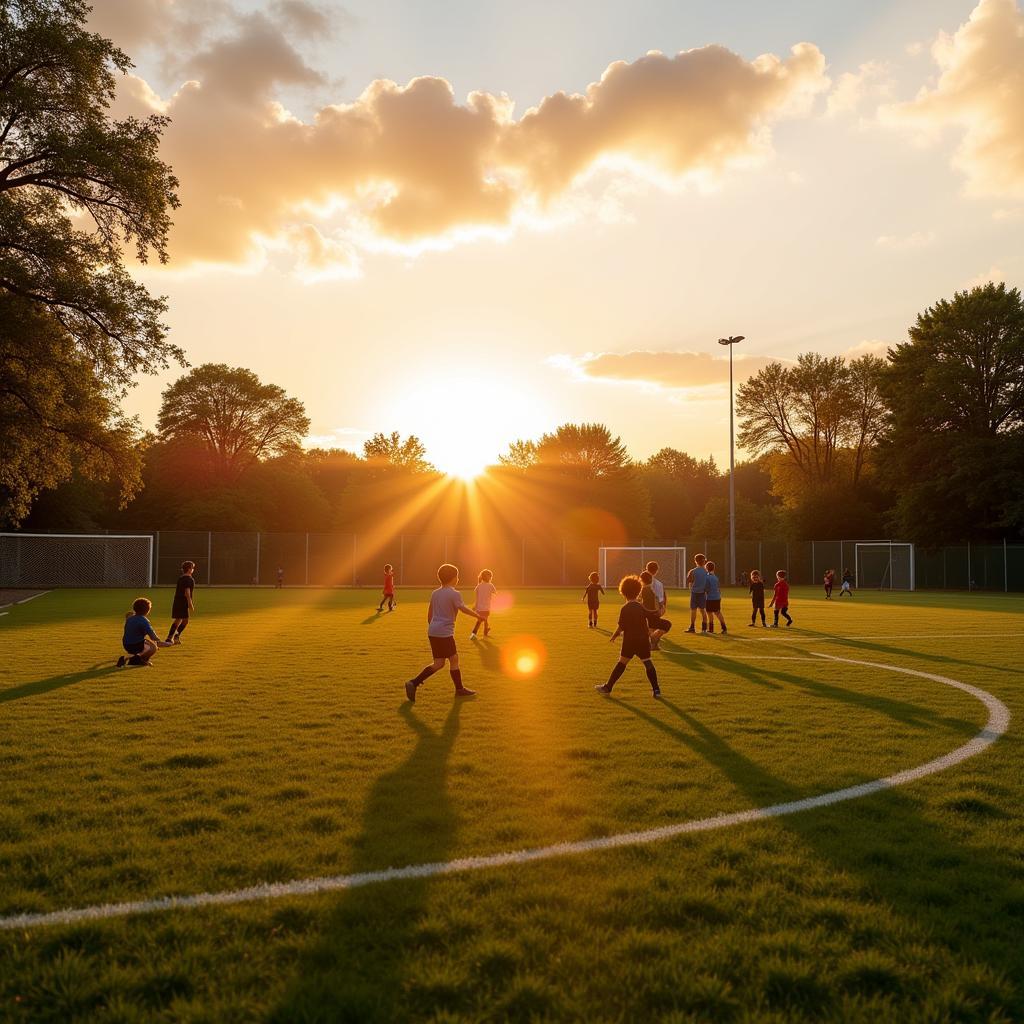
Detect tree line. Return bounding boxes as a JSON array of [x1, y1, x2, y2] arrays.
[[2, 2, 1023, 547]]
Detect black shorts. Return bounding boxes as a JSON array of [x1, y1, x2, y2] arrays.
[[706, 599, 721, 613], [429, 635, 457, 659], [123, 640, 146, 655], [620, 637, 652, 660], [171, 604, 190, 620], [587, 601, 600, 611]]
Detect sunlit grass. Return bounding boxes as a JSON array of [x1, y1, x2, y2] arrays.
[[0, 586, 1022, 1022]]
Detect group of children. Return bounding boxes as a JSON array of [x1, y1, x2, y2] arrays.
[[824, 568, 855, 599], [117, 561, 196, 667]]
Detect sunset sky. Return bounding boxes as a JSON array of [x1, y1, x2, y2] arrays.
[[89, 0, 1024, 477]]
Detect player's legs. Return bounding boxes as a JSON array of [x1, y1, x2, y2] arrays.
[[174, 619, 188, 641], [447, 653, 475, 696], [597, 655, 630, 694], [641, 657, 661, 698], [782, 605, 793, 625], [166, 618, 182, 642]]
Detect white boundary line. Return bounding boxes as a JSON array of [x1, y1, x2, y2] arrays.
[[756, 632, 1023, 642], [0, 590, 51, 612], [0, 653, 1009, 932]]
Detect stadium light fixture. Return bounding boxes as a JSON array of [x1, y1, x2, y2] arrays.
[[718, 336, 744, 585]]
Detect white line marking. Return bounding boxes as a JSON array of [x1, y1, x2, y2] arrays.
[[757, 632, 1023, 642], [0, 653, 1008, 931]]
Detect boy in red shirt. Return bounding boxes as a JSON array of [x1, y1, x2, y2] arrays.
[[377, 563, 397, 613], [769, 569, 793, 628]]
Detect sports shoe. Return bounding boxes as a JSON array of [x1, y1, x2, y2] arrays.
[[786, 621, 793, 628], [405, 679, 417, 703], [454, 686, 476, 698], [595, 683, 613, 695], [685, 627, 695, 634], [770, 623, 778, 629], [116, 655, 126, 667], [747, 623, 756, 628], [173, 635, 182, 645], [708, 625, 715, 633], [721, 627, 728, 635], [651, 687, 662, 699], [470, 633, 478, 641]]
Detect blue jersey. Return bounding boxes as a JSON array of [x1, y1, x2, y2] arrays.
[[689, 566, 709, 593], [123, 614, 157, 647], [705, 573, 721, 601]]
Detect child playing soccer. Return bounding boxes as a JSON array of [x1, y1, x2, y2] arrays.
[[685, 553, 710, 633], [471, 569, 496, 638], [823, 568, 834, 599], [704, 560, 727, 634], [582, 571, 604, 628], [377, 564, 396, 612], [596, 575, 671, 698], [120, 598, 170, 667], [639, 570, 664, 649], [769, 570, 793, 627], [748, 569, 767, 627], [840, 568, 854, 597], [404, 564, 485, 703], [166, 561, 195, 645]]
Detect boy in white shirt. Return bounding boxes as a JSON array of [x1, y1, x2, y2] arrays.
[[646, 560, 667, 615], [470, 568, 496, 639], [405, 563, 485, 703]]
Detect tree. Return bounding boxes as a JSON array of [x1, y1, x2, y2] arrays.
[[498, 438, 538, 470], [879, 283, 1024, 542], [638, 448, 719, 537], [534, 423, 630, 478], [0, 0, 182, 522], [0, 293, 140, 523], [362, 431, 434, 472], [157, 364, 310, 483]]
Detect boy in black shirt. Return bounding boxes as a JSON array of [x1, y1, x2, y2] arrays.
[[166, 560, 196, 645], [596, 575, 671, 698], [748, 569, 767, 627], [582, 571, 605, 628]]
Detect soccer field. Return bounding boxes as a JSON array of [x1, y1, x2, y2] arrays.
[[1, 587, 1022, 1023]]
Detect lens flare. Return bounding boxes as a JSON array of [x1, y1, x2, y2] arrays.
[[500, 635, 548, 679]]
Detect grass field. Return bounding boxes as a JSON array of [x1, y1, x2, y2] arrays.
[[1, 584, 1022, 1023]]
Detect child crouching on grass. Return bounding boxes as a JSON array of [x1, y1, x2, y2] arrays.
[[596, 575, 671, 699], [118, 598, 170, 667], [405, 563, 485, 703]]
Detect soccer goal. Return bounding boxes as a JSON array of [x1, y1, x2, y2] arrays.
[[855, 542, 915, 591], [0, 533, 154, 588], [598, 546, 688, 589]]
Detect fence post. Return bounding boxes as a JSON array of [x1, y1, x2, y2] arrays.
[[943, 547, 947, 589], [522, 537, 526, 586], [811, 540, 815, 588], [255, 531, 261, 586], [758, 541, 762, 574], [786, 542, 790, 578], [400, 534, 405, 586], [305, 533, 310, 586], [207, 531, 212, 586], [967, 541, 972, 591], [154, 531, 160, 587], [1005, 537, 1009, 593], [352, 535, 357, 587], [561, 539, 566, 585]]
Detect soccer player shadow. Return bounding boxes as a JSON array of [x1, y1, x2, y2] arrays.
[[469, 635, 502, 673], [271, 699, 464, 1021], [0, 663, 119, 705], [641, 698, 1024, 1007]]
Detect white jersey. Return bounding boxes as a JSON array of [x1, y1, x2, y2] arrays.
[[427, 586, 469, 637], [475, 581, 496, 611], [651, 578, 665, 605]]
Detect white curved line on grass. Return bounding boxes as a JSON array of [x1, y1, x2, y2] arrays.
[[0, 653, 1010, 931]]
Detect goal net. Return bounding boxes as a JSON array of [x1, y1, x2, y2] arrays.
[[599, 546, 688, 590], [0, 533, 153, 588], [855, 542, 915, 591]]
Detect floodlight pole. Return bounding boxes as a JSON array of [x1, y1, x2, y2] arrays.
[[718, 335, 745, 584]]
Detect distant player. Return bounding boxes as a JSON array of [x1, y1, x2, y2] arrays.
[[748, 569, 767, 627], [120, 598, 170, 667], [705, 560, 727, 634], [685, 553, 710, 634], [823, 568, 834, 599], [595, 575, 671, 698], [769, 570, 793, 627], [404, 563, 484, 703], [377, 563, 396, 613], [645, 560, 667, 615], [166, 560, 195, 645], [840, 568, 854, 597], [583, 571, 605, 628], [471, 569, 496, 638], [275, 566, 284, 589]]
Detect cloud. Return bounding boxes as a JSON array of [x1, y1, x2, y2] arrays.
[[553, 350, 783, 392], [844, 340, 891, 359], [108, 15, 827, 273], [825, 61, 891, 117], [882, 0, 1024, 201], [964, 265, 1007, 289], [875, 231, 936, 250]]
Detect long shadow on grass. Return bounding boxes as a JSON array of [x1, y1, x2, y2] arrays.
[[622, 695, 1024, 1015], [469, 636, 502, 673], [270, 699, 464, 1022], [0, 663, 119, 704]]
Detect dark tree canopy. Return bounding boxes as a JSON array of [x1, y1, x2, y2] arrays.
[[534, 423, 630, 478], [0, 0, 182, 523], [157, 364, 310, 483], [362, 431, 434, 473]]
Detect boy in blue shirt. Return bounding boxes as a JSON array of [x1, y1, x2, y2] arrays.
[[118, 598, 169, 667], [704, 560, 727, 634], [684, 553, 710, 634]]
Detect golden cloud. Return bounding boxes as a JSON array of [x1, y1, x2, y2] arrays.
[[109, 11, 828, 272], [555, 351, 783, 391], [883, 0, 1024, 200]]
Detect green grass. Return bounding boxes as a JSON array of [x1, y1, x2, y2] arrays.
[[0, 585, 1022, 1022]]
